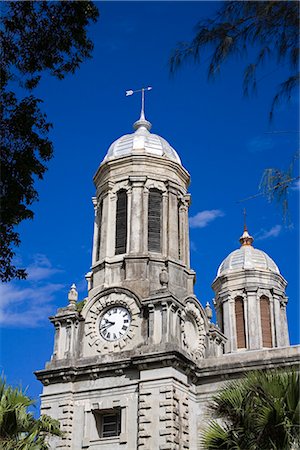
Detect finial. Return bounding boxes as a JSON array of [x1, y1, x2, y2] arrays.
[[243, 208, 247, 231], [68, 283, 78, 309], [239, 209, 254, 246], [125, 86, 152, 131], [205, 301, 213, 321]]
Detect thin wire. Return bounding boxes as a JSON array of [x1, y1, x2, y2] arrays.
[[237, 176, 300, 203]]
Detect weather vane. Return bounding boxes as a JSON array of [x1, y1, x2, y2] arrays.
[[243, 208, 247, 231], [125, 86, 152, 120]]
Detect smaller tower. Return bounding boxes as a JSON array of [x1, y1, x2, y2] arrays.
[[212, 225, 289, 353]]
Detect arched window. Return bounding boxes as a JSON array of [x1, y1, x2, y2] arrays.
[[148, 189, 162, 252], [235, 297, 246, 349], [260, 296, 272, 347], [96, 200, 103, 261], [115, 190, 127, 255]]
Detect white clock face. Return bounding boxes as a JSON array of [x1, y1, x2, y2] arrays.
[[99, 306, 131, 341]]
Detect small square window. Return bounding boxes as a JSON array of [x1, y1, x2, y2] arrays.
[[94, 409, 121, 438]]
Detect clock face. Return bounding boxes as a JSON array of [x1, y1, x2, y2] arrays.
[[99, 306, 131, 341]]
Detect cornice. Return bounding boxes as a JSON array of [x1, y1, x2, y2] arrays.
[[94, 154, 190, 188]]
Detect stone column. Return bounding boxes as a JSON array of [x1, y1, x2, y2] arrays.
[[222, 295, 232, 353], [91, 197, 98, 265], [269, 295, 276, 347], [129, 177, 146, 254], [161, 302, 168, 343], [243, 295, 249, 348], [52, 322, 61, 360], [184, 195, 191, 268], [168, 185, 179, 260], [280, 297, 290, 347], [147, 303, 155, 344], [247, 289, 260, 349], [178, 203, 186, 263], [106, 185, 116, 257], [142, 187, 149, 253], [162, 192, 168, 257], [273, 290, 283, 347], [65, 320, 72, 358], [228, 297, 237, 352]]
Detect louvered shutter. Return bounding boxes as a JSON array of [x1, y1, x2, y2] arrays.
[[235, 297, 246, 349], [260, 296, 272, 347], [148, 189, 162, 252], [115, 191, 127, 255]]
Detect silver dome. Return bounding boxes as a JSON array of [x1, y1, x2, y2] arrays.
[[102, 117, 181, 165], [217, 245, 280, 276]]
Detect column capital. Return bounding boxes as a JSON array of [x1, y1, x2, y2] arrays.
[[129, 176, 147, 187]]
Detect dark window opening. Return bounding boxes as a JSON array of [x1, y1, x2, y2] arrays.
[[235, 297, 246, 349], [148, 189, 162, 252], [94, 409, 121, 438], [115, 190, 127, 255], [260, 296, 272, 347]]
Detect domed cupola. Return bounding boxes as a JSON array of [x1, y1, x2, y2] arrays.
[[102, 110, 181, 164], [212, 224, 290, 354], [217, 228, 280, 276]]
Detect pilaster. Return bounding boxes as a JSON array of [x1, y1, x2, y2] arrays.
[[91, 197, 98, 265], [168, 185, 179, 260], [129, 176, 146, 253]]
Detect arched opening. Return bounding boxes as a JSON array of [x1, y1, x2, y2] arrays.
[[148, 189, 162, 252], [260, 296, 272, 347], [235, 297, 246, 349], [115, 190, 127, 255]]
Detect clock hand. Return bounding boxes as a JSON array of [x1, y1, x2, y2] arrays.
[[100, 321, 115, 331]]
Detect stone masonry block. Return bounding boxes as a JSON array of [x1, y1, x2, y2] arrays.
[[159, 387, 172, 393]]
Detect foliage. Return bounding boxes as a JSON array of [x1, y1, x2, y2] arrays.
[[76, 298, 87, 313], [170, 1, 299, 217], [170, 1, 299, 119], [259, 153, 299, 222], [0, 376, 62, 449], [201, 370, 300, 450], [0, 1, 99, 282]]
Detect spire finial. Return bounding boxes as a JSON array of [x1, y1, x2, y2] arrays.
[[239, 209, 254, 246], [243, 208, 247, 231], [68, 283, 78, 309], [125, 86, 152, 131]]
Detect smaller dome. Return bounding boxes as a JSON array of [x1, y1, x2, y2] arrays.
[[217, 227, 280, 276], [102, 116, 181, 165]]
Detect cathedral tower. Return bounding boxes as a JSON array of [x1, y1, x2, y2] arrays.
[[36, 108, 224, 450], [212, 226, 289, 353], [36, 105, 298, 450]]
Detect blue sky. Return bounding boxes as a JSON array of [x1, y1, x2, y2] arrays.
[[1, 1, 299, 409]]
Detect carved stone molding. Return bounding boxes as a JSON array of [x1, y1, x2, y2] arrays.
[[183, 300, 206, 360], [257, 288, 271, 300]]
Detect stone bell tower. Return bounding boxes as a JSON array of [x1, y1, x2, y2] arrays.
[[88, 110, 194, 303], [212, 226, 290, 354], [36, 101, 225, 450]]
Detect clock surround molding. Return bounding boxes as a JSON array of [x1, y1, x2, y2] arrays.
[[83, 288, 141, 354]]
